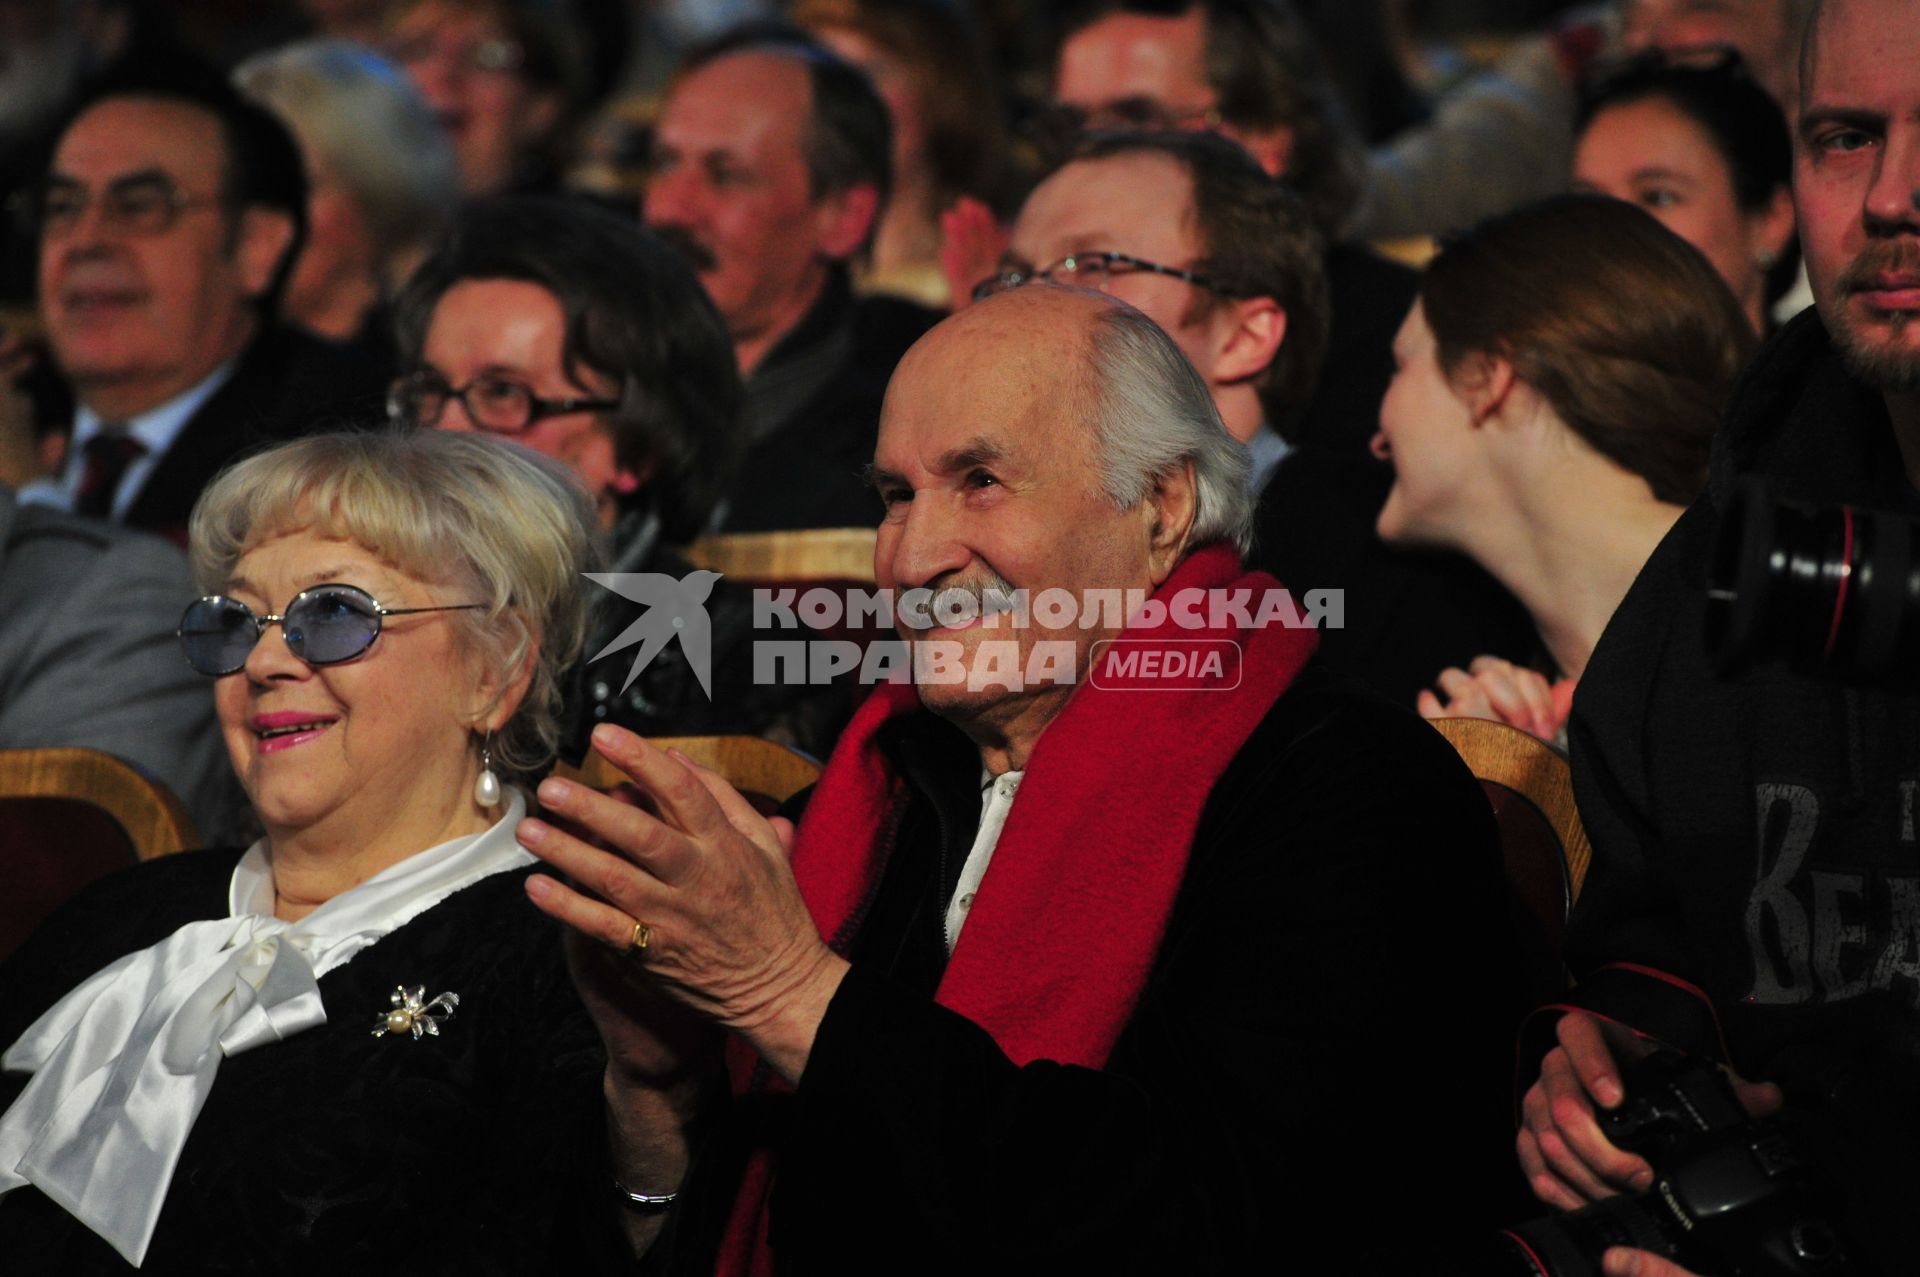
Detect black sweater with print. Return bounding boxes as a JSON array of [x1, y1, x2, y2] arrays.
[[1564, 308, 1920, 1272]]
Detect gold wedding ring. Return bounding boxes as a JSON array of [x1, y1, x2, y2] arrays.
[[628, 919, 652, 955]]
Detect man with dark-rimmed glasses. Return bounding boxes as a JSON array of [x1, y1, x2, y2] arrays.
[[975, 129, 1534, 706], [983, 131, 1324, 475], [16, 55, 382, 542]]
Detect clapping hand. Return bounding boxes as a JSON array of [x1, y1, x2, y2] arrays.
[[520, 724, 849, 1085], [1418, 655, 1575, 742]]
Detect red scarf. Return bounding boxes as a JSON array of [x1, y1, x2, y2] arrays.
[[716, 543, 1317, 1274]]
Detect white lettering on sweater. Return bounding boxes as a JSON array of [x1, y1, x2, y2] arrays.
[[1742, 781, 1920, 1007], [1744, 784, 1818, 1003]]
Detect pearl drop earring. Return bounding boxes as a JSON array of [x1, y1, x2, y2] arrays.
[[475, 735, 501, 807]]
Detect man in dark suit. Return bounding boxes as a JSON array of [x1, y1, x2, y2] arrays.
[[22, 57, 382, 542], [517, 288, 1525, 1273]]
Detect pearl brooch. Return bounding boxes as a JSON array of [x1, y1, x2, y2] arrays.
[[372, 984, 459, 1039]]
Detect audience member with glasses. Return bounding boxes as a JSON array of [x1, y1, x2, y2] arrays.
[[972, 250, 1220, 303], [976, 129, 1322, 461], [1019, 0, 1415, 481], [13, 55, 384, 543], [381, 0, 589, 198], [0, 428, 655, 1273], [390, 196, 849, 758], [974, 127, 1533, 709]]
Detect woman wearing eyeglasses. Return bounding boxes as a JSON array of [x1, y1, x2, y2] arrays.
[[390, 197, 848, 759], [0, 429, 649, 1272], [380, 0, 588, 199]]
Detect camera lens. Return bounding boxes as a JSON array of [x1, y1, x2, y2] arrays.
[[1792, 1221, 1843, 1263], [1499, 1198, 1685, 1277], [1707, 477, 1920, 682]]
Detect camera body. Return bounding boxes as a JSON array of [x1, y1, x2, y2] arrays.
[[1499, 1052, 1851, 1277]]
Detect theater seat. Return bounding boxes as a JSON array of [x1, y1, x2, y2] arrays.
[[0, 748, 200, 961], [685, 527, 878, 585], [552, 734, 824, 817], [1428, 717, 1592, 1004], [687, 527, 892, 715]]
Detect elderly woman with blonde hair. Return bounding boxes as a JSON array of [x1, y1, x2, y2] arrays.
[[0, 430, 643, 1272]]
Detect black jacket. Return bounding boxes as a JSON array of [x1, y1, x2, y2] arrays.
[[1252, 441, 1536, 707], [671, 665, 1529, 1274], [0, 854, 630, 1275], [1296, 242, 1419, 469], [1565, 309, 1920, 1271], [118, 324, 387, 541], [721, 271, 938, 534]]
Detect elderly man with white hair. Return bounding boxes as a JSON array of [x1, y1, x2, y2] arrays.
[[516, 285, 1525, 1274]]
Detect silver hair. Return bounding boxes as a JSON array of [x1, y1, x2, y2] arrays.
[[189, 429, 603, 787], [234, 39, 459, 270], [1081, 303, 1255, 556]]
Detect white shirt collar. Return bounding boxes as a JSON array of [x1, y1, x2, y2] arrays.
[[1246, 421, 1292, 495], [946, 768, 1024, 952]]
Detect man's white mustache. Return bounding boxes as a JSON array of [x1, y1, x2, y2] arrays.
[[912, 576, 1020, 627]]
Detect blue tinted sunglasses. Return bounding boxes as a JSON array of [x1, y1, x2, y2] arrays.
[[178, 584, 484, 677]]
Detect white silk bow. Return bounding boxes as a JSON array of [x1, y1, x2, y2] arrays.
[[0, 791, 531, 1265]]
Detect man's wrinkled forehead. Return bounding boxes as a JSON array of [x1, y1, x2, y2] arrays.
[[659, 50, 815, 161], [876, 299, 1100, 467]]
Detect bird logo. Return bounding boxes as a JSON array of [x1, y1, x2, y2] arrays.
[[582, 570, 722, 699]]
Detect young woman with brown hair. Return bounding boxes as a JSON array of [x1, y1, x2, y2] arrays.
[[1372, 194, 1756, 740]]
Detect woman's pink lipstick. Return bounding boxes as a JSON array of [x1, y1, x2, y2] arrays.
[[251, 711, 337, 754]]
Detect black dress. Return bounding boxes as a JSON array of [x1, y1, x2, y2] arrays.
[[0, 851, 633, 1276]]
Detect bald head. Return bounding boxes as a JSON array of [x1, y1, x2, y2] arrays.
[[892, 284, 1113, 421], [881, 284, 1252, 562]]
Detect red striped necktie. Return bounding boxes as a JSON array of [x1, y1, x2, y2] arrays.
[[73, 430, 146, 519]]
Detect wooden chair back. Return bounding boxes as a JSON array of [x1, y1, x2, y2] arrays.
[[1428, 718, 1593, 1002], [685, 528, 878, 585], [0, 748, 200, 961], [552, 735, 823, 815], [686, 527, 890, 708]]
